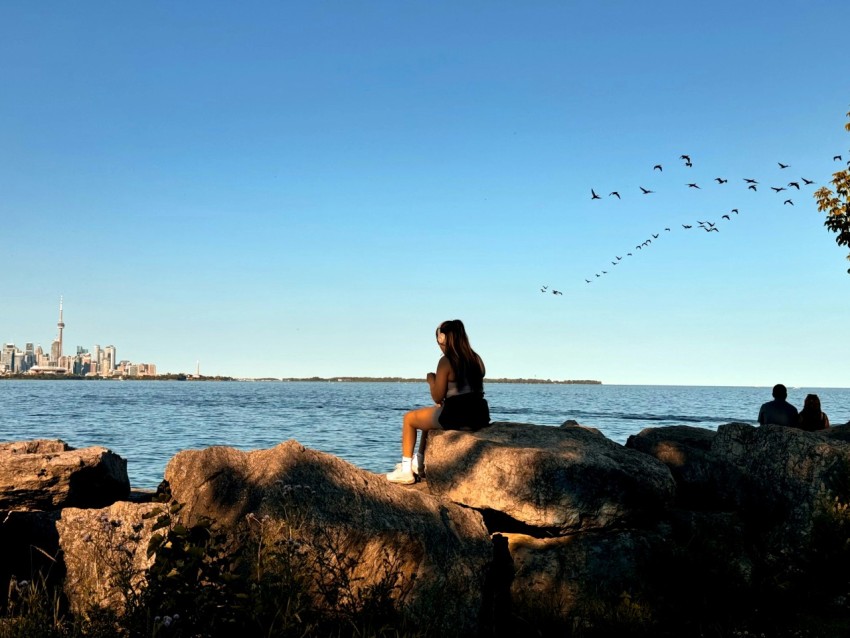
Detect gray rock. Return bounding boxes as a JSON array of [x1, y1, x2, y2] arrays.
[[56, 501, 161, 618], [504, 527, 669, 631], [424, 422, 676, 533], [711, 423, 850, 546], [164, 441, 492, 635], [0, 439, 130, 511], [503, 509, 756, 633], [626, 425, 731, 509]]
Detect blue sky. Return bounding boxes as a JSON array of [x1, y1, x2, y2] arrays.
[[2, 1, 848, 386]]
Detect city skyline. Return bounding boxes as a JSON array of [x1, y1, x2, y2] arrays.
[[1, 297, 156, 377]]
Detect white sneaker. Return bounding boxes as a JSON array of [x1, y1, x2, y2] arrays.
[[386, 464, 416, 485], [412, 453, 425, 479]]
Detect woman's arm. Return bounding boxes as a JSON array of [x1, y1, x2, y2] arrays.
[[427, 356, 451, 404]]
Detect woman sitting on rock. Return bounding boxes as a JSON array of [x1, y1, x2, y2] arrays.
[[798, 394, 830, 431], [386, 319, 490, 485]]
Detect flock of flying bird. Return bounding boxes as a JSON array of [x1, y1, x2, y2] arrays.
[[540, 151, 850, 296]]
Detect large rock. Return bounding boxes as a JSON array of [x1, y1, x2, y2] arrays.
[[164, 441, 493, 635], [710, 423, 850, 547], [0, 439, 129, 511], [56, 501, 161, 618], [626, 425, 731, 509], [424, 422, 676, 533], [504, 527, 668, 632], [502, 509, 757, 634]]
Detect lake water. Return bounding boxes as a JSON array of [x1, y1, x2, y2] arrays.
[[1, 380, 848, 490]]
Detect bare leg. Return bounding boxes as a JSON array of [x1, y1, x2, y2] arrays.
[[402, 406, 441, 458]]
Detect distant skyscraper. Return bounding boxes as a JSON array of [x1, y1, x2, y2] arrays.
[[104, 345, 116, 373], [50, 296, 65, 364]]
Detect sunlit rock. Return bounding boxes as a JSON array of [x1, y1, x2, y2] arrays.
[[164, 441, 492, 635], [424, 422, 676, 533], [0, 439, 129, 511]]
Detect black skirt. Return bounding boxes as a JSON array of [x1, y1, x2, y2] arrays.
[[438, 392, 490, 431]]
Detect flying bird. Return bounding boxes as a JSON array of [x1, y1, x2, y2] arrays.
[[585, 279, 592, 284], [687, 183, 700, 189], [748, 184, 758, 191], [802, 177, 815, 185], [616, 256, 622, 260], [744, 178, 758, 184], [680, 154, 691, 162], [682, 224, 692, 229], [731, 209, 739, 214], [610, 191, 621, 199], [653, 164, 663, 171], [664, 227, 671, 231], [592, 189, 601, 200], [652, 233, 659, 239], [784, 199, 794, 206], [685, 160, 693, 167], [715, 178, 728, 184], [552, 290, 563, 295], [778, 162, 789, 169], [722, 214, 731, 220], [639, 186, 654, 194], [706, 227, 719, 232], [788, 182, 800, 189], [771, 186, 786, 192], [834, 155, 842, 162]]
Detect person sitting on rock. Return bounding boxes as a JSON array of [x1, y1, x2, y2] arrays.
[[797, 393, 830, 431], [757, 383, 799, 427], [386, 319, 490, 485]]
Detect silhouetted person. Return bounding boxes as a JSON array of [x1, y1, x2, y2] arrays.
[[757, 384, 799, 427], [797, 394, 830, 431]]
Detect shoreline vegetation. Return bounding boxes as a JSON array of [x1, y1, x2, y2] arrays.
[[0, 374, 602, 384]]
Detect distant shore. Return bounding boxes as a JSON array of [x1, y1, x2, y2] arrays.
[[1, 374, 602, 385]]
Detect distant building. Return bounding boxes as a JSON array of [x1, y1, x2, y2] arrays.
[[1, 344, 16, 374], [5, 299, 157, 378]]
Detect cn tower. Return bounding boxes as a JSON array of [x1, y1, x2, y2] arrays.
[[57, 295, 65, 359]]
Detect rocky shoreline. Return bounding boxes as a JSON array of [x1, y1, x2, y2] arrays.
[[4, 421, 850, 635]]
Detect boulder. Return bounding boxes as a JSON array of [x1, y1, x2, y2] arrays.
[[503, 528, 668, 632], [56, 501, 162, 618], [164, 441, 492, 635], [0, 439, 129, 511], [710, 423, 850, 547], [502, 509, 757, 634], [424, 422, 676, 533], [626, 425, 731, 509]]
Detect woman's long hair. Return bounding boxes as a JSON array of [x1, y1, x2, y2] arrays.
[[436, 319, 485, 392], [799, 394, 824, 431]]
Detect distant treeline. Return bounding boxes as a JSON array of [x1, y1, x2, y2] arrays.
[[278, 376, 602, 385], [2, 374, 600, 385]]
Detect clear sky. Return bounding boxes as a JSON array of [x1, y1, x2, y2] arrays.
[[2, 1, 848, 386]]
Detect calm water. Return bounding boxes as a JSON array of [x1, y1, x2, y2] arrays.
[[1, 381, 848, 490]]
